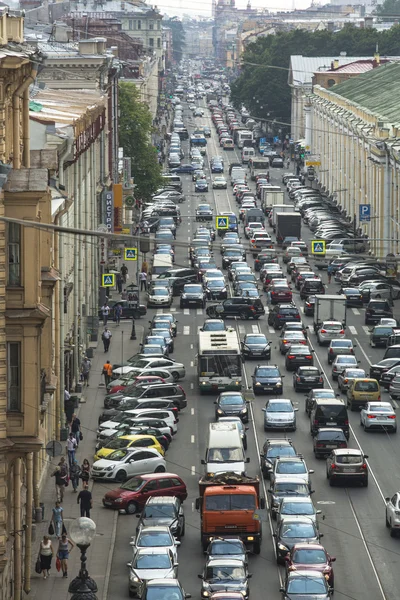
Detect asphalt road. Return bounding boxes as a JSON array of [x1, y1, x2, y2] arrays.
[[106, 97, 400, 600]]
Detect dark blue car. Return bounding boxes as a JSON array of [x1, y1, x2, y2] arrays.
[[170, 164, 196, 174]]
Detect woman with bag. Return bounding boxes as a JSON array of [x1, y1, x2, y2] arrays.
[[80, 458, 91, 485], [38, 535, 54, 579], [57, 533, 74, 578]]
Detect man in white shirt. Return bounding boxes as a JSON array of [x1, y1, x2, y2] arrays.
[[102, 328, 112, 352], [66, 433, 78, 468], [101, 302, 110, 326]]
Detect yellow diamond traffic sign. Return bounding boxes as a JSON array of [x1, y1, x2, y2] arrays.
[[102, 273, 115, 287], [216, 216, 228, 230], [311, 240, 326, 255], [124, 247, 138, 261]]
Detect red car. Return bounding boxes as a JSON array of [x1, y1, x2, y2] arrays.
[[285, 543, 336, 588], [270, 283, 293, 304], [107, 375, 165, 395], [102, 472, 187, 515]]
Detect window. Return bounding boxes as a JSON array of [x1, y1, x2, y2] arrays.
[[8, 223, 20, 286], [149, 20, 154, 30], [137, 19, 141, 30], [7, 342, 21, 412], [149, 38, 154, 47], [129, 19, 133, 30], [157, 20, 160, 29], [157, 37, 161, 48]]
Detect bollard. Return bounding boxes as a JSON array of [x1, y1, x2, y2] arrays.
[[130, 318, 137, 340]]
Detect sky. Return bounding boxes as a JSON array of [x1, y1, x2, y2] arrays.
[[152, 0, 311, 19]]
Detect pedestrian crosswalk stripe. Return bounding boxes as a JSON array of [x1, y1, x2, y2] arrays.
[[269, 327, 275, 334], [348, 325, 357, 335], [238, 325, 245, 334], [183, 326, 190, 335], [197, 308, 203, 315], [362, 326, 371, 335], [183, 308, 189, 315], [352, 308, 360, 315]]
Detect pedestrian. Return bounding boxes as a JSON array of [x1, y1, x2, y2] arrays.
[[64, 389, 74, 424], [287, 158, 290, 169], [51, 466, 67, 502], [77, 482, 93, 518], [101, 301, 110, 326], [141, 261, 148, 274], [116, 273, 123, 294], [102, 327, 112, 352], [70, 459, 80, 492], [327, 263, 333, 284], [51, 500, 64, 538], [114, 303, 123, 326], [121, 263, 128, 283], [102, 360, 113, 386], [80, 356, 91, 387], [80, 458, 91, 485], [70, 413, 81, 446], [121, 288, 128, 300], [140, 271, 147, 291], [57, 533, 74, 578], [39, 535, 54, 579], [66, 433, 78, 468]]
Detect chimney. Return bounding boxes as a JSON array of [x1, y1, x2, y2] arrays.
[[96, 37, 107, 53], [327, 21, 335, 32], [53, 22, 70, 42], [374, 42, 380, 65], [110, 45, 118, 57], [333, 58, 339, 69], [364, 16, 373, 28], [79, 39, 98, 54]]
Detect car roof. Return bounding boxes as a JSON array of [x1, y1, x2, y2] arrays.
[[266, 438, 293, 446], [139, 472, 180, 480], [206, 558, 245, 567], [332, 448, 363, 456], [135, 547, 171, 556], [145, 496, 178, 505], [315, 398, 345, 406], [316, 428, 345, 434]]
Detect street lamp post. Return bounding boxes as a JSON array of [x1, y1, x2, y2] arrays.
[[68, 518, 98, 600]]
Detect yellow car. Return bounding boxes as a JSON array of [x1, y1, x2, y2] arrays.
[[347, 378, 380, 411], [94, 435, 164, 462]]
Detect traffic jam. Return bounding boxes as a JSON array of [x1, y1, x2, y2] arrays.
[[97, 62, 400, 600]]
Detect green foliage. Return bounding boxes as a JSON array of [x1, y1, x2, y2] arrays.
[[375, 0, 400, 18], [232, 25, 400, 129], [164, 17, 186, 62], [119, 82, 163, 201]]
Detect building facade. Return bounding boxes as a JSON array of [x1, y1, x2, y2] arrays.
[[309, 61, 400, 258]]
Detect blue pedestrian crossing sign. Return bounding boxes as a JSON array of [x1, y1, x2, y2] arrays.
[[311, 240, 326, 255], [124, 247, 138, 261], [216, 216, 228, 230], [102, 273, 115, 287]]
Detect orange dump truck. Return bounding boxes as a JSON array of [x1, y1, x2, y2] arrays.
[[195, 472, 265, 554]]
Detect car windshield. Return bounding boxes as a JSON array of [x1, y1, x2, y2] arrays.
[[105, 438, 132, 450], [332, 341, 352, 347], [205, 494, 256, 511], [220, 396, 244, 406], [336, 455, 362, 464], [206, 566, 245, 581], [143, 505, 176, 518], [153, 289, 169, 296], [120, 477, 144, 491], [282, 502, 314, 515], [134, 554, 172, 569], [323, 323, 342, 331], [345, 370, 365, 378], [267, 446, 296, 458], [210, 541, 244, 555], [318, 431, 345, 441], [184, 285, 202, 293], [336, 356, 357, 364], [292, 549, 327, 564], [137, 532, 172, 547], [275, 483, 309, 496], [313, 391, 335, 399], [281, 523, 315, 538], [267, 402, 292, 413], [374, 327, 393, 335], [256, 368, 280, 377], [277, 461, 306, 474], [107, 449, 129, 462], [207, 280, 224, 288], [146, 586, 183, 600], [370, 404, 392, 412], [246, 336, 267, 344], [354, 381, 378, 391], [208, 448, 243, 462], [287, 576, 326, 594]]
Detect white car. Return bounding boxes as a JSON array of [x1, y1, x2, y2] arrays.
[[212, 176, 227, 189], [360, 402, 397, 432], [331, 355, 359, 380], [147, 287, 172, 308], [91, 447, 166, 482], [245, 222, 265, 239], [131, 526, 180, 563], [317, 320, 345, 346], [98, 408, 178, 435], [385, 493, 400, 536], [128, 547, 178, 598], [113, 357, 186, 380]]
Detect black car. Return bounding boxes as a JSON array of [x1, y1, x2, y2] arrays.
[[260, 438, 297, 479], [170, 164, 196, 173], [369, 358, 400, 381], [274, 517, 321, 564], [206, 297, 265, 320], [380, 365, 400, 389], [254, 251, 278, 271], [222, 249, 246, 269], [370, 325, 394, 348], [299, 279, 325, 300], [196, 204, 213, 221], [195, 179, 209, 192], [241, 333, 271, 359], [211, 161, 224, 173], [365, 299, 393, 324], [303, 295, 316, 316], [98, 299, 146, 321], [252, 365, 284, 395], [214, 392, 249, 423], [136, 496, 185, 539], [293, 366, 323, 391], [268, 304, 301, 329], [285, 345, 314, 371], [305, 389, 340, 416], [339, 287, 363, 307], [313, 427, 347, 458], [172, 274, 200, 295], [204, 278, 227, 300], [180, 284, 205, 308]]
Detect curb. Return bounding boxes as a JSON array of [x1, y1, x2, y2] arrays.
[[102, 510, 118, 600]]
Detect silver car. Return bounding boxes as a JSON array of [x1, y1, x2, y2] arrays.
[[270, 457, 314, 490], [128, 547, 178, 598], [332, 355, 359, 380], [277, 496, 321, 527], [337, 368, 366, 392], [317, 321, 345, 346], [147, 287, 172, 307], [385, 492, 400, 536], [360, 402, 397, 432], [131, 526, 180, 563], [262, 399, 298, 431], [327, 339, 356, 364], [389, 374, 400, 399]]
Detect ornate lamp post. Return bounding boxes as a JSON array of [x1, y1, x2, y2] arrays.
[[68, 517, 98, 600]]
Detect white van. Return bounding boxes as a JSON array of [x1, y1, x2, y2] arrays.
[[202, 422, 248, 476], [151, 254, 173, 281], [241, 147, 255, 164]]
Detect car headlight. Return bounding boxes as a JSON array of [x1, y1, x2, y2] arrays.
[[264, 345, 270, 351], [105, 466, 114, 471], [241, 407, 248, 413], [130, 575, 140, 583], [255, 382, 262, 386], [276, 382, 282, 387], [202, 592, 210, 597], [278, 543, 289, 551], [222, 288, 226, 292], [114, 498, 123, 503], [217, 409, 223, 414]]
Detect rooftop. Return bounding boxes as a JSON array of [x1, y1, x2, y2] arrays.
[[289, 55, 376, 85], [320, 58, 391, 74], [330, 61, 400, 124]]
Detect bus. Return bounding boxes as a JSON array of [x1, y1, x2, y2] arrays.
[[237, 130, 253, 149], [198, 330, 242, 393], [249, 157, 270, 180], [217, 212, 238, 237], [190, 134, 207, 149]]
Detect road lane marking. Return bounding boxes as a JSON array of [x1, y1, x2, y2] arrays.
[[183, 325, 190, 335], [184, 308, 189, 315], [238, 324, 245, 334], [190, 361, 194, 367], [300, 306, 304, 313], [190, 344, 194, 349], [393, 400, 399, 409], [363, 326, 371, 335], [269, 327, 275, 334], [352, 308, 360, 315], [252, 324, 259, 333], [357, 340, 372, 365], [197, 308, 203, 315], [191, 435, 195, 443], [191, 407, 195, 415], [349, 325, 357, 335], [191, 466, 195, 475], [156, 309, 164, 314]]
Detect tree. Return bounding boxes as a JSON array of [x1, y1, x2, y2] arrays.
[[164, 17, 186, 62], [375, 0, 400, 18], [118, 82, 163, 201]]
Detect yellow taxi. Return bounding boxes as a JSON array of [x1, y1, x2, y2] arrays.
[[347, 378, 380, 411], [94, 435, 165, 462]]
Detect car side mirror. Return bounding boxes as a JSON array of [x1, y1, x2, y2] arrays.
[[319, 533, 324, 538], [353, 344, 357, 348], [201, 459, 205, 465], [127, 562, 132, 568], [198, 574, 203, 580], [316, 510, 322, 515], [310, 489, 315, 494], [246, 457, 250, 463], [335, 394, 340, 398], [195, 498, 200, 510], [260, 498, 266, 509], [331, 557, 336, 562], [185, 594, 191, 599], [279, 588, 285, 593], [364, 455, 369, 459], [309, 470, 315, 474], [136, 514, 140, 518], [248, 573, 253, 578], [213, 401, 217, 404]]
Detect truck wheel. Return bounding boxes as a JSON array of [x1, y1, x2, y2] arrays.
[[253, 541, 261, 555]]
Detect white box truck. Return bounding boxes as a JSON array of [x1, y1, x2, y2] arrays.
[[313, 294, 347, 333], [269, 204, 295, 231], [261, 187, 285, 213]]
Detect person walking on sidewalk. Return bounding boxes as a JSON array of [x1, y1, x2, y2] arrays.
[[80, 357, 91, 386], [102, 360, 113, 386], [77, 482, 93, 517], [70, 459, 81, 492], [102, 327, 112, 352], [114, 303, 123, 326], [121, 288, 128, 300], [101, 302, 110, 326], [121, 263, 128, 283], [57, 533, 74, 578], [327, 263, 333, 284], [51, 501, 64, 538], [39, 535, 54, 579], [116, 273, 123, 294], [140, 270, 148, 291], [51, 465, 68, 502], [66, 433, 78, 468], [80, 458, 91, 485], [70, 413, 81, 446]]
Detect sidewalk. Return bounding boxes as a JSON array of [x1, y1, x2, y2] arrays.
[[29, 265, 144, 600]]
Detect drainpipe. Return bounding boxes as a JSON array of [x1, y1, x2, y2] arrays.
[[383, 145, 391, 256], [13, 458, 21, 600], [23, 452, 33, 595], [13, 64, 38, 169]]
